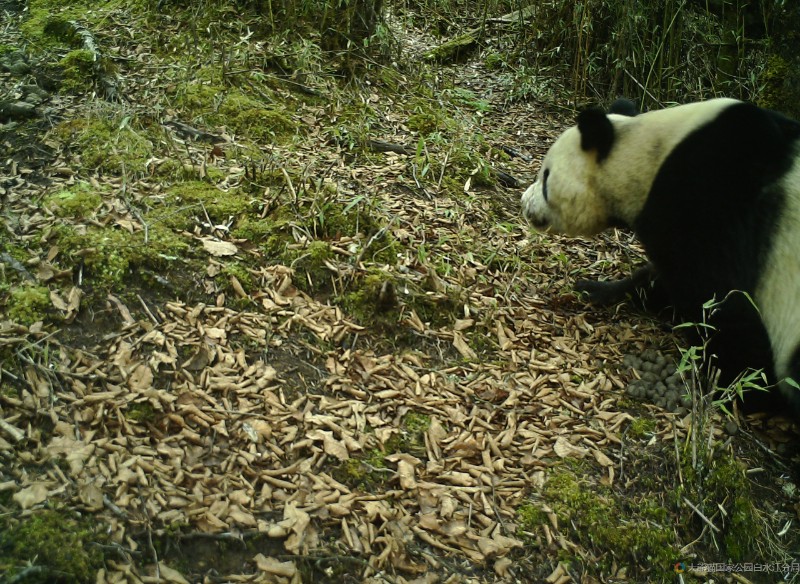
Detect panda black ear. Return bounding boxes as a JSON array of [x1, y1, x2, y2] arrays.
[[577, 107, 615, 163], [608, 98, 638, 117]]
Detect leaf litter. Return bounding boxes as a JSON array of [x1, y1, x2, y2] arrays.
[[1, 2, 799, 583]]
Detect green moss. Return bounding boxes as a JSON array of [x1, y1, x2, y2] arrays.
[[403, 411, 431, 433], [682, 454, 760, 561], [288, 240, 333, 294], [250, 207, 298, 258], [332, 451, 390, 489], [53, 117, 153, 176], [55, 226, 128, 288], [174, 82, 221, 114], [21, 11, 80, 48], [245, 194, 394, 294], [241, 108, 299, 141], [297, 185, 386, 242], [126, 401, 156, 423], [466, 328, 496, 357], [149, 158, 182, 179], [44, 184, 102, 219], [627, 417, 657, 439], [405, 103, 495, 190], [543, 464, 676, 581], [54, 220, 190, 292], [423, 33, 477, 63], [758, 55, 788, 109], [220, 95, 297, 141], [231, 218, 275, 242], [59, 49, 94, 93], [59, 48, 93, 69], [0, 509, 104, 582], [0, 382, 19, 399], [262, 225, 324, 282], [335, 269, 413, 332], [263, 233, 293, 260], [369, 233, 400, 265], [383, 411, 430, 456], [408, 112, 443, 135], [516, 503, 546, 540], [221, 262, 255, 294], [404, 95, 455, 137], [7, 285, 50, 324], [204, 165, 227, 183], [216, 91, 263, 118], [161, 181, 256, 230], [448, 147, 495, 188], [173, 83, 298, 142]]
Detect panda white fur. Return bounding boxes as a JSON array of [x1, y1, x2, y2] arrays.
[[521, 98, 800, 407]]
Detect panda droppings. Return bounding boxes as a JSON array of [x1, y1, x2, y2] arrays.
[[623, 350, 690, 414]]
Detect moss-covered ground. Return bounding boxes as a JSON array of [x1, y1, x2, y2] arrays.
[[1, 0, 798, 583]]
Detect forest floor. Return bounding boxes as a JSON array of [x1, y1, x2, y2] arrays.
[[1, 1, 800, 583]]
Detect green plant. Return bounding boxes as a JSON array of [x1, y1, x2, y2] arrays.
[[674, 293, 770, 418], [499, 0, 771, 107], [668, 292, 792, 562]]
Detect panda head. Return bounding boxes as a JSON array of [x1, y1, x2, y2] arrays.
[[521, 98, 738, 237], [521, 107, 629, 236]]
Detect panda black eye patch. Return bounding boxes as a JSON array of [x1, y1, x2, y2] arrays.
[[542, 169, 550, 201]]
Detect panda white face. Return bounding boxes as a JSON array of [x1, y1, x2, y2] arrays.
[[521, 126, 611, 236]]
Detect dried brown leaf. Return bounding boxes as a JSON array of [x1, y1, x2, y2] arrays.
[[202, 238, 238, 256], [254, 554, 297, 577], [12, 482, 49, 509], [281, 501, 311, 554], [553, 436, 588, 459], [593, 448, 614, 467], [452, 331, 476, 360], [155, 562, 190, 584], [78, 481, 104, 511]]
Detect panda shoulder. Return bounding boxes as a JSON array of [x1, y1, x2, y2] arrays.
[[713, 99, 800, 144]]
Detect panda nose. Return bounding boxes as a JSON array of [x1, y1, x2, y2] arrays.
[[523, 208, 549, 229]]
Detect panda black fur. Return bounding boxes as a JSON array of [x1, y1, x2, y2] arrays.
[[607, 98, 640, 117], [521, 98, 800, 408]]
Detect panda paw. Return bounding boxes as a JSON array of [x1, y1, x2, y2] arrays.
[[575, 264, 658, 306], [574, 279, 632, 305]]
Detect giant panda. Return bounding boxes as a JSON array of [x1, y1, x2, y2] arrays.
[[520, 98, 800, 410]]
